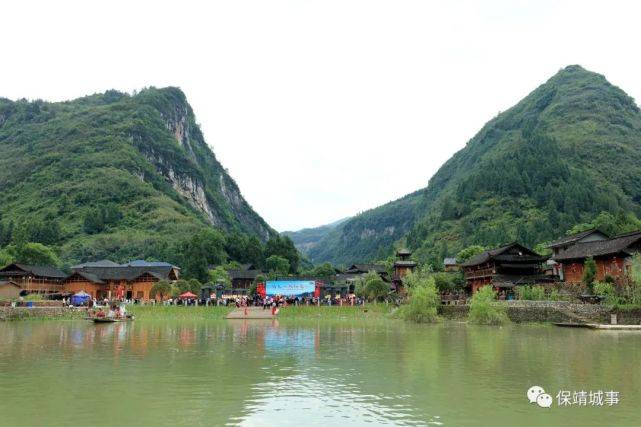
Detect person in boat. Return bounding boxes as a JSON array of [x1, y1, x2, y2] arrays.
[[96, 308, 106, 318], [107, 306, 116, 318]]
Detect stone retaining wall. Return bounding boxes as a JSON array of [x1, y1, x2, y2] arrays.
[[439, 301, 641, 324]]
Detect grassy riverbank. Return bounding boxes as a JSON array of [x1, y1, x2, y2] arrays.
[[127, 305, 234, 320]]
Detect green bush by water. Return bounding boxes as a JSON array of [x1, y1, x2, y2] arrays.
[[468, 286, 509, 325], [398, 275, 440, 323]]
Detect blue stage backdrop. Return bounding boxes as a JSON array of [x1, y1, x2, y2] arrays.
[[265, 280, 316, 296]]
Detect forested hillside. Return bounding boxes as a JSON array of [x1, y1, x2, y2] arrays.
[[305, 66, 641, 265], [0, 87, 285, 278]]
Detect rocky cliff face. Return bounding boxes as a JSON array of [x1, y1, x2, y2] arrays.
[[0, 87, 275, 263]]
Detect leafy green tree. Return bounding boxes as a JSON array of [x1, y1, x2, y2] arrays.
[[265, 236, 299, 273], [150, 280, 172, 300], [468, 286, 509, 325], [209, 266, 231, 287], [1, 243, 61, 266], [178, 229, 227, 282], [399, 275, 440, 323], [456, 245, 486, 263], [313, 262, 335, 278], [582, 257, 597, 292], [188, 278, 202, 293], [265, 255, 290, 277]]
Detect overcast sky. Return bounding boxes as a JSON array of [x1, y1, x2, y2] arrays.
[[2, 1, 641, 231]]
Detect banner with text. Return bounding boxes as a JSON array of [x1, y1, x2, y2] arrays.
[[265, 280, 316, 297]]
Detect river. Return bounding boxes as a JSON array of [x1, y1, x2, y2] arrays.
[[0, 319, 638, 426]]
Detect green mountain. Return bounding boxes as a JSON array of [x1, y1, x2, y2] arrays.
[[0, 87, 275, 265], [282, 217, 349, 257], [305, 65, 641, 265]]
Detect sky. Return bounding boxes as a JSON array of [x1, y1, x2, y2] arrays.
[[2, 1, 641, 231]]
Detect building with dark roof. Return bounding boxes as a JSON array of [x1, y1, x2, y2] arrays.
[[225, 268, 263, 295], [0, 264, 66, 294], [392, 249, 417, 293], [552, 230, 641, 283], [546, 229, 609, 257], [63, 260, 180, 301], [344, 264, 389, 276], [443, 257, 459, 272], [460, 243, 549, 293], [0, 280, 21, 300]]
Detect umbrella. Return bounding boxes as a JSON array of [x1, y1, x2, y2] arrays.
[[179, 291, 198, 299]]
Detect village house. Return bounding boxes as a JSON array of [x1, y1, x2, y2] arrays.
[[552, 231, 641, 284], [443, 257, 459, 272], [63, 260, 180, 301], [0, 264, 67, 294], [460, 242, 550, 293], [344, 264, 389, 279], [547, 229, 609, 257], [0, 280, 21, 300], [392, 249, 417, 293], [225, 264, 263, 295]]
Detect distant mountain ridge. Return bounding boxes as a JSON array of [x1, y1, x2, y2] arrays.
[[304, 65, 641, 265], [0, 87, 275, 264], [282, 217, 349, 256]]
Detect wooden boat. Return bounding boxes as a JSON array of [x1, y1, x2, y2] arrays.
[[91, 316, 135, 323]]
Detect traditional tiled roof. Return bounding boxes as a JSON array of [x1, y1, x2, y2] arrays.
[[70, 260, 121, 269], [547, 229, 609, 248], [227, 269, 262, 280], [553, 231, 641, 261], [396, 248, 412, 256], [394, 260, 417, 267], [344, 264, 388, 274], [69, 264, 177, 282], [460, 243, 546, 267], [127, 260, 176, 268], [443, 257, 458, 266], [0, 263, 66, 279]]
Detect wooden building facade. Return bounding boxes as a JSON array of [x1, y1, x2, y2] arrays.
[[0, 264, 66, 294], [392, 249, 417, 293], [62, 260, 180, 301], [461, 243, 549, 293], [552, 231, 641, 284]]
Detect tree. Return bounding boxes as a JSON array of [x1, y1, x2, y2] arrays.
[[313, 262, 335, 278], [356, 271, 390, 302], [150, 280, 172, 300], [399, 275, 440, 323], [2, 242, 61, 266], [582, 257, 597, 292], [265, 255, 290, 277], [264, 235, 299, 273], [209, 266, 231, 287], [177, 229, 227, 282], [468, 285, 509, 325], [456, 245, 486, 263]]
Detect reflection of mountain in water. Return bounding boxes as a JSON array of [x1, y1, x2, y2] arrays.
[[1, 321, 639, 426]]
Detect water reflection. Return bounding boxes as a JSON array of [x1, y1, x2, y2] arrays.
[[0, 320, 639, 426]]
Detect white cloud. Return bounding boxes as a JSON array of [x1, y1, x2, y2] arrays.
[[2, 0, 641, 231]]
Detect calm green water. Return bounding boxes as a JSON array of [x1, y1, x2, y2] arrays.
[[0, 319, 639, 426]]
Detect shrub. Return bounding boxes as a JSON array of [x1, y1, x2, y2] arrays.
[[468, 286, 509, 325], [593, 281, 619, 305], [516, 285, 546, 300], [583, 257, 597, 292], [399, 276, 440, 323]]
